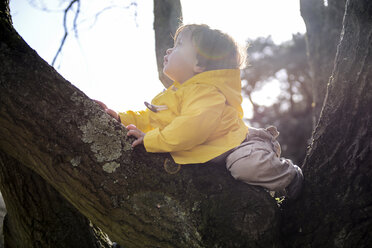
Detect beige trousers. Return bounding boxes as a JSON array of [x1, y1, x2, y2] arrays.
[[226, 127, 297, 191]]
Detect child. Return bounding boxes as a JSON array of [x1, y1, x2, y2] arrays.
[[96, 24, 303, 199]]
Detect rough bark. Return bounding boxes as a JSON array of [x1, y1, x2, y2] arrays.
[[283, 0, 372, 247], [153, 0, 182, 88], [0, 2, 280, 247], [300, 0, 345, 126], [0, 152, 111, 247]]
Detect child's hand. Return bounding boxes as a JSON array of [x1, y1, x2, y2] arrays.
[[94, 99, 119, 121], [94, 100, 108, 109], [126, 124, 145, 148]]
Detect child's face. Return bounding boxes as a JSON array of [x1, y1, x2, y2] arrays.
[[163, 30, 203, 83]]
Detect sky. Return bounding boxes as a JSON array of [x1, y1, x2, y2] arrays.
[[9, 0, 306, 118]]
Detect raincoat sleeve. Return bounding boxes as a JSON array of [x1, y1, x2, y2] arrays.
[[144, 85, 226, 153], [118, 109, 152, 133]]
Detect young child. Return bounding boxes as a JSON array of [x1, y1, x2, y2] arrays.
[[96, 24, 303, 199]]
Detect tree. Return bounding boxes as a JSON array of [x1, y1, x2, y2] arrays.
[[282, 0, 372, 246], [154, 0, 182, 88], [300, 0, 346, 125], [0, 0, 371, 247]]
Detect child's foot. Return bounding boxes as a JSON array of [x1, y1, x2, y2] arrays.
[[285, 165, 303, 200]]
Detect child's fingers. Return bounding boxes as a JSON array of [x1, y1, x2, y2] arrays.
[[127, 129, 141, 138], [127, 130, 134, 137], [94, 100, 107, 109], [127, 128, 145, 147], [106, 109, 118, 120], [126, 124, 137, 130], [131, 137, 144, 147], [126, 125, 145, 147]]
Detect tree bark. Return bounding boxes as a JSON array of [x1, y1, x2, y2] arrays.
[[300, 0, 345, 126], [0, 2, 280, 247], [0, 152, 111, 247], [283, 0, 372, 246], [153, 0, 182, 88]]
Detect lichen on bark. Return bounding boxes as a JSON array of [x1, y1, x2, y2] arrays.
[[102, 162, 120, 173], [70, 92, 131, 166]]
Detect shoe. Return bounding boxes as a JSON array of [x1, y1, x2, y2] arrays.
[[285, 165, 303, 200]]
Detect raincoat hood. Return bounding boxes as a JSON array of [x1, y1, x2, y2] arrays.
[[173, 69, 244, 117]]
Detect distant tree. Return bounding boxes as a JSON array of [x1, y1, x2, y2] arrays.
[[242, 34, 312, 164]]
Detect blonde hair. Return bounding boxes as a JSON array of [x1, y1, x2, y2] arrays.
[[174, 24, 246, 71]]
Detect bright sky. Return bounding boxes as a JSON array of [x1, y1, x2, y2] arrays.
[[10, 0, 305, 118]]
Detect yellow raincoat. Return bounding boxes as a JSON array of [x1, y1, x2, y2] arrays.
[[118, 69, 248, 164]]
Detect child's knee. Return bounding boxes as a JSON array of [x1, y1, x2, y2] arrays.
[[228, 159, 257, 181], [226, 148, 268, 183]]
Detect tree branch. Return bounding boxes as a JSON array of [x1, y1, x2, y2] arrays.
[[51, 0, 80, 66]]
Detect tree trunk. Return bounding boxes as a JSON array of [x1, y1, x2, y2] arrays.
[[283, 0, 372, 246], [153, 0, 182, 88], [0, 2, 280, 247], [300, 0, 345, 126], [0, 152, 111, 247]]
